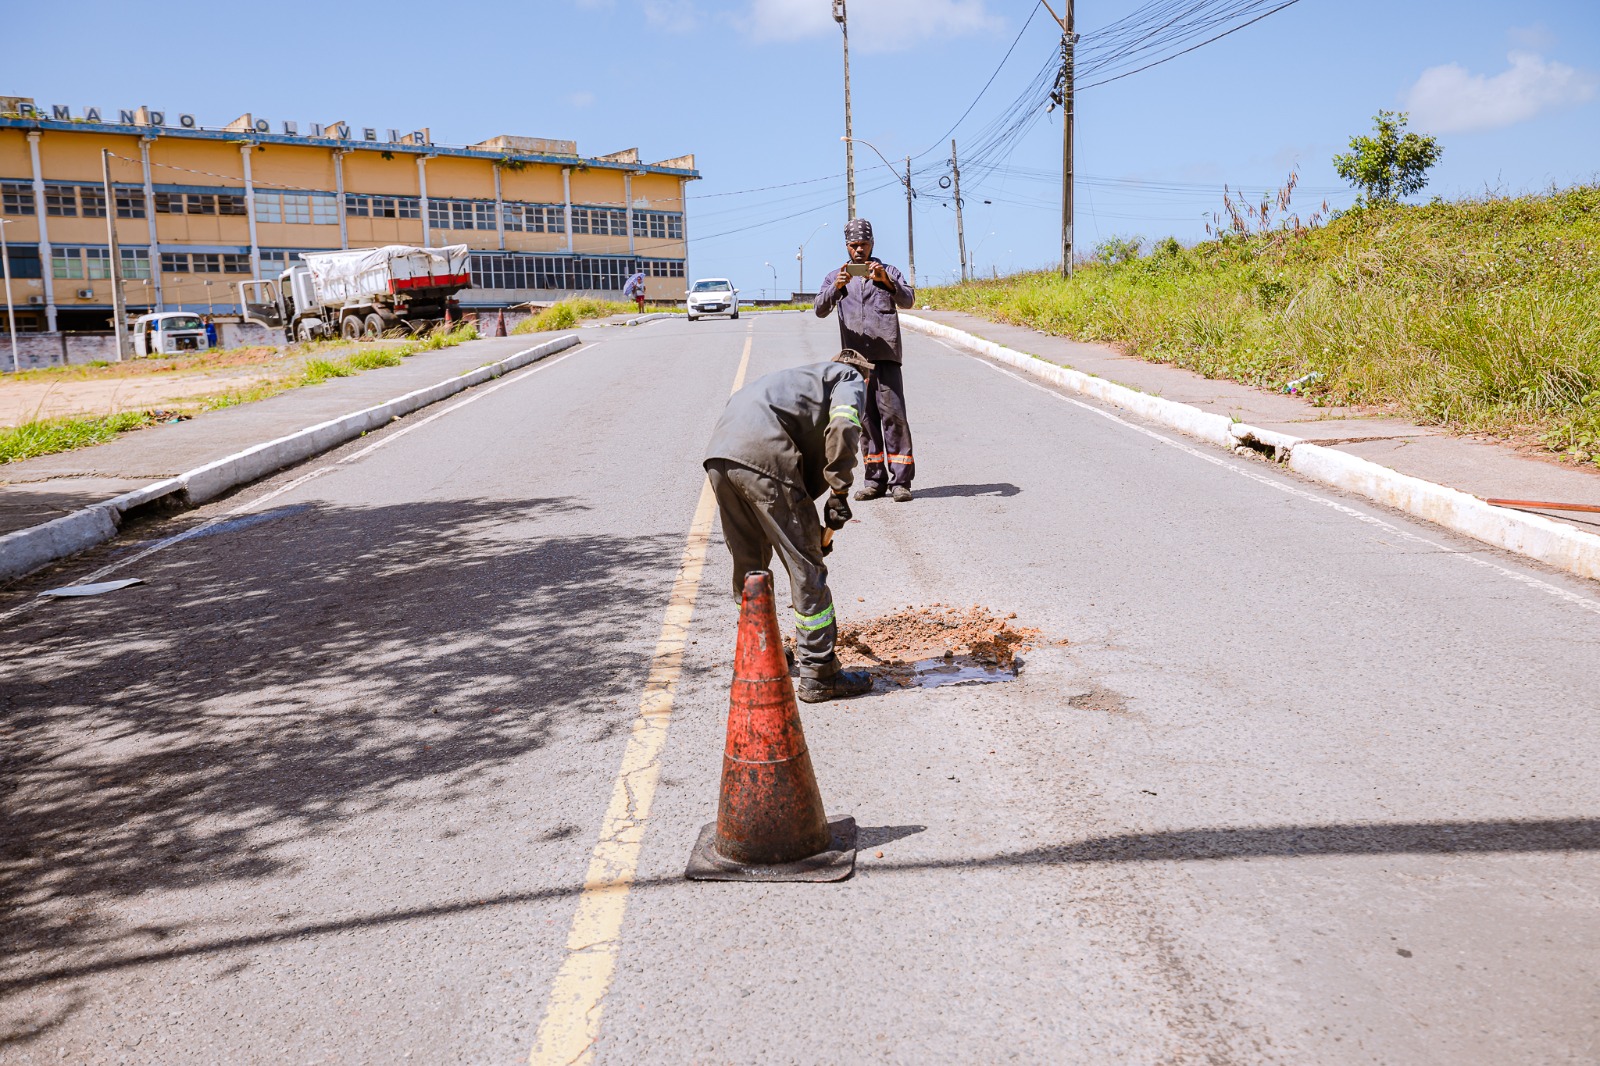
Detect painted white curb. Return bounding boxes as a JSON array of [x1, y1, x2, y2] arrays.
[[904, 314, 1600, 583], [0, 334, 581, 583]]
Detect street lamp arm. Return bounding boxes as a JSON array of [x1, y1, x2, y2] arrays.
[[841, 137, 909, 189]]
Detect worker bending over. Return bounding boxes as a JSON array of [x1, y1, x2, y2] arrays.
[[704, 350, 875, 703], [813, 217, 918, 502]]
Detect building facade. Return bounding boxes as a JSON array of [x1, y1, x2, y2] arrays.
[[0, 98, 698, 332]]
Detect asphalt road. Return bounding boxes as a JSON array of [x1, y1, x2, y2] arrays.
[[2, 312, 1596, 1064]]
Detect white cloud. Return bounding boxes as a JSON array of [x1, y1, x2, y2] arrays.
[[568, 91, 597, 108], [1401, 51, 1597, 134], [743, 0, 1001, 52], [1508, 23, 1557, 52]]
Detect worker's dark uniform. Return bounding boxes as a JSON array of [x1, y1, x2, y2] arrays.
[[704, 362, 866, 679], [813, 259, 916, 489]]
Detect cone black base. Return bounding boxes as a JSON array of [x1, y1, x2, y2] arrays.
[[685, 816, 857, 883]]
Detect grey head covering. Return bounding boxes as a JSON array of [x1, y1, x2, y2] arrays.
[[844, 217, 873, 242]]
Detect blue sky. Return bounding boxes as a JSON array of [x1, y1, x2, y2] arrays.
[[11, 0, 1598, 296]]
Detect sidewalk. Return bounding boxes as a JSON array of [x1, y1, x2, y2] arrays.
[[0, 333, 560, 543], [913, 309, 1600, 538]]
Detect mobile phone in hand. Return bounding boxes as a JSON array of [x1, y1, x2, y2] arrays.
[[844, 262, 871, 277]]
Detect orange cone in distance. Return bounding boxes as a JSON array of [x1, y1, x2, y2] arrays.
[[686, 570, 856, 882], [494, 309, 507, 337]]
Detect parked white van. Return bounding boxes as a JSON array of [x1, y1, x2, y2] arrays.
[[133, 312, 212, 357]]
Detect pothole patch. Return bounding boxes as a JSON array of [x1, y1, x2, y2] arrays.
[[802, 604, 1056, 690]]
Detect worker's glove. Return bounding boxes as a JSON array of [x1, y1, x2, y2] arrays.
[[824, 492, 852, 530], [821, 538, 833, 557]]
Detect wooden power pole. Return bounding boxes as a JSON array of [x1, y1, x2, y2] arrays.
[[1042, 0, 1077, 277], [951, 140, 968, 283]]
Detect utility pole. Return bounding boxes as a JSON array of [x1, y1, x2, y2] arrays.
[[100, 149, 129, 361], [951, 140, 968, 283], [905, 157, 916, 287], [1042, 0, 1077, 277], [833, 0, 856, 219], [0, 218, 18, 372]]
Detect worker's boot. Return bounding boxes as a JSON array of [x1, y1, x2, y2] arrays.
[[892, 485, 914, 503], [854, 483, 887, 502], [796, 669, 873, 703]]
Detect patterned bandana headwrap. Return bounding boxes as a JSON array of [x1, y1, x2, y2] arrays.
[[844, 217, 873, 242]]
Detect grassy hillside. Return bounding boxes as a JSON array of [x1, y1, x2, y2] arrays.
[[924, 186, 1600, 465]]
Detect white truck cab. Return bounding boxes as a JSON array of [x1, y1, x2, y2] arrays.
[[133, 311, 212, 357]]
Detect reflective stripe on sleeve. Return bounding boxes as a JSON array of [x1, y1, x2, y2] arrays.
[[830, 405, 862, 429], [793, 603, 836, 632]]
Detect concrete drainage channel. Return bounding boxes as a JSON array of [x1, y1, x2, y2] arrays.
[[0, 334, 582, 584], [903, 315, 1600, 584]]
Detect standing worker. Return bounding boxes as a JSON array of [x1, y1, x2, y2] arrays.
[[813, 218, 917, 502], [623, 270, 648, 314], [704, 350, 876, 703]]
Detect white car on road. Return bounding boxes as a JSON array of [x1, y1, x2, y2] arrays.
[[686, 278, 739, 322]]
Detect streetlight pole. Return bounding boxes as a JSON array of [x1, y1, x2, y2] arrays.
[[842, 137, 917, 287], [0, 218, 18, 373], [797, 221, 828, 297], [832, 0, 856, 219], [763, 261, 778, 301]]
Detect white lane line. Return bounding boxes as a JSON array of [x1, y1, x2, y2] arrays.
[[0, 344, 591, 625], [940, 340, 1600, 617]]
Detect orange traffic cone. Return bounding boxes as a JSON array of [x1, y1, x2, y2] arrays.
[[686, 570, 856, 882], [494, 309, 507, 337]]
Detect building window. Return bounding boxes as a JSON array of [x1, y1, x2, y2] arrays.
[[5, 244, 42, 278], [502, 202, 565, 234], [116, 189, 145, 218], [160, 252, 190, 273], [52, 247, 85, 279], [643, 259, 685, 278], [190, 253, 222, 274], [219, 194, 248, 216], [571, 207, 628, 237], [347, 194, 421, 220], [45, 184, 79, 217], [255, 191, 338, 225], [2, 183, 36, 216], [221, 253, 251, 273], [81, 187, 107, 218], [259, 249, 309, 273], [428, 199, 498, 231], [83, 247, 112, 280], [121, 248, 151, 280], [633, 211, 684, 240]]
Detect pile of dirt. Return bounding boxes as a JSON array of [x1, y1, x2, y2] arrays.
[[835, 604, 1042, 669]]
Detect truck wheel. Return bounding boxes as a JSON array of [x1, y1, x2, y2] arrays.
[[340, 315, 363, 341], [364, 313, 386, 339]]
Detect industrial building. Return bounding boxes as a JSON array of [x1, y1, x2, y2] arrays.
[[0, 97, 697, 333]]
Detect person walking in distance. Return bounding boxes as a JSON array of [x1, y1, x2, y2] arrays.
[[704, 350, 876, 703], [813, 218, 917, 502], [623, 269, 648, 313]]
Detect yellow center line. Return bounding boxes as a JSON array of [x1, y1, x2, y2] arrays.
[[529, 333, 752, 1065]]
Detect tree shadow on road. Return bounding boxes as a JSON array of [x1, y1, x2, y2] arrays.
[[0, 494, 688, 1046]]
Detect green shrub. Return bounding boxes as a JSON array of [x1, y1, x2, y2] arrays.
[[924, 185, 1600, 464]]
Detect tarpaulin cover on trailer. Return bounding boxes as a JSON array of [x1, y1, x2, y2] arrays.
[[301, 245, 470, 304]]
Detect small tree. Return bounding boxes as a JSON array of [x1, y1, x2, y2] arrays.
[[1333, 111, 1442, 205]]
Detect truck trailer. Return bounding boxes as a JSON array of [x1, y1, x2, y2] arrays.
[[238, 244, 471, 342]]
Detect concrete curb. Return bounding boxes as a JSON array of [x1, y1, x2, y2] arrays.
[[903, 314, 1600, 583], [0, 334, 582, 583], [622, 312, 676, 326]]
